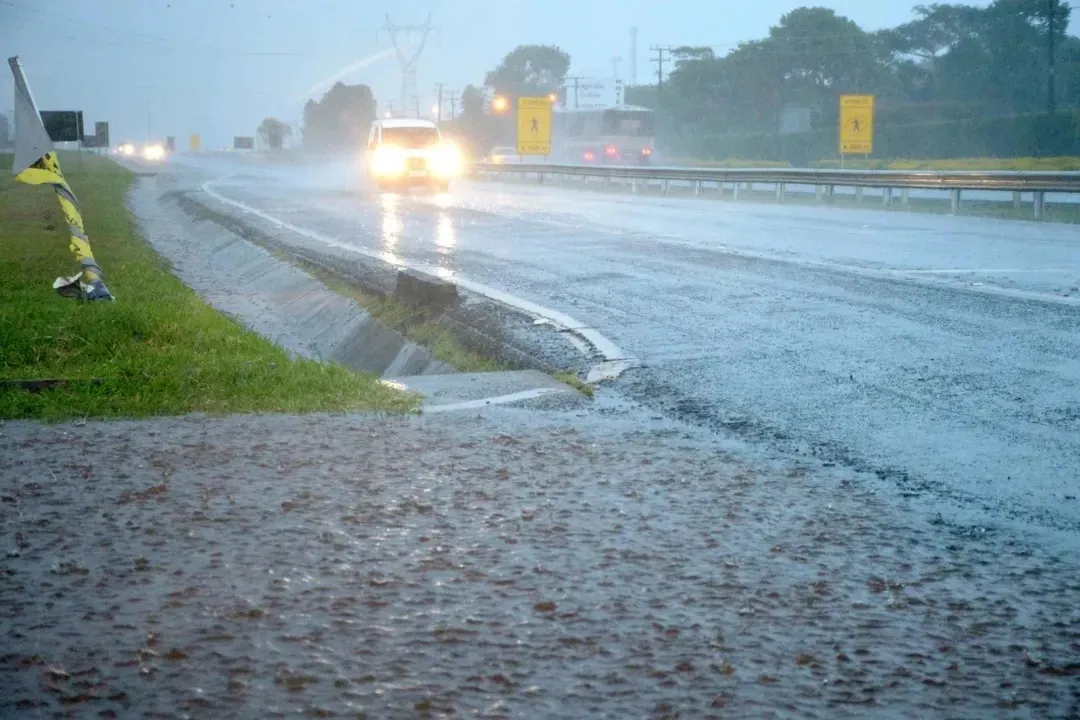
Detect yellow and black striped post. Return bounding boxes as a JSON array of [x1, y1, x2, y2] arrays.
[[9, 56, 114, 301]]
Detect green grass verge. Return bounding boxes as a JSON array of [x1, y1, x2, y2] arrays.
[[669, 158, 793, 169], [0, 153, 416, 420], [809, 156, 1080, 171], [553, 371, 594, 398]]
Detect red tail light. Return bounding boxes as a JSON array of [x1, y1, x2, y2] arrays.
[[641, 147, 653, 156], [584, 151, 595, 161], [604, 145, 617, 157]]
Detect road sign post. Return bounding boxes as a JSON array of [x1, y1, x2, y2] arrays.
[[839, 94, 874, 157], [516, 96, 552, 157]]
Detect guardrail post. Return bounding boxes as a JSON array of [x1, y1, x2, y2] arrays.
[[631, 178, 639, 194], [694, 180, 702, 197], [538, 172, 544, 185], [827, 185, 835, 200], [950, 189, 960, 214], [815, 185, 823, 201], [1034, 191, 1045, 221], [883, 187, 893, 205], [717, 181, 725, 198], [662, 179, 670, 196], [1013, 191, 1022, 209], [901, 188, 909, 205], [733, 182, 741, 201], [776, 183, 785, 202]]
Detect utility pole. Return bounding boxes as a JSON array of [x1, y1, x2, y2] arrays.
[[564, 75, 584, 109], [651, 46, 673, 105], [630, 26, 638, 86], [611, 56, 623, 81], [435, 82, 444, 122], [1048, 0, 1057, 115], [450, 91, 456, 120], [379, 14, 434, 118]]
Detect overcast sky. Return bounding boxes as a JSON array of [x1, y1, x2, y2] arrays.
[[2, 0, 997, 148]]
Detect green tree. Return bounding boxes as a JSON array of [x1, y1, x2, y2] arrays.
[[257, 117, 292, 150], [765, 7, 890, 103], [484, 44, 570, 95], [302, 82, 376, 151], [449, 84, 498, 158]]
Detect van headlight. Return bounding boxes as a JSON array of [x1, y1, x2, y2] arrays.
[[431, 144, 462, 177], [142, 144, 165, 161], [371, 145, 406, 177]]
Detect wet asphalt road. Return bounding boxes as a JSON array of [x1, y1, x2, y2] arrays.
[[173, 156, 1080, 543], [3, 412, 1080, 718]]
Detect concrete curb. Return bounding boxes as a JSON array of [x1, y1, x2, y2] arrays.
[[198, 175, 639, 384], [128, 180, 452, 378]]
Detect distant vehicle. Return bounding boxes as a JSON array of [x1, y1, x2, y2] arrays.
[[485, 146, 521, 164], [366, 118, 462, 193], [552, 105, 656, 165], [140, 142, 165, 161], [115, 141, 136, 156]]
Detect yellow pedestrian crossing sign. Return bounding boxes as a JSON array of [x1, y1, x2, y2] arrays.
[[840, 94, 873, 154], [517, 96, 552, 156]]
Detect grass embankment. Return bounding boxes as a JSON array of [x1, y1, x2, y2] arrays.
[[0, 153, 415, 420], [677, 156, 1080, 170], [670, 158, 793, 169], [816, 156, 1080, 171]]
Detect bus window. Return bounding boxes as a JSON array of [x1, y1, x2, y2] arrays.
[[602, 110, 655, 136]]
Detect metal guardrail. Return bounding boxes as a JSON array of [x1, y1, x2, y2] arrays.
[[470, 162, 1080, 220]]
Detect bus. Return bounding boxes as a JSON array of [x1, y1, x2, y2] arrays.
[[551, 105, 656, 165]]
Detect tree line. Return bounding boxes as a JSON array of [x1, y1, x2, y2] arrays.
[[644, 2, 1074, 134], [268, 2, 1080, 162]]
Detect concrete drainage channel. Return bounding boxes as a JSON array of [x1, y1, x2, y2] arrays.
[[128, 176, 600, 411]]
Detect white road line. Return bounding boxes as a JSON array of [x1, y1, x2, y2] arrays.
[[201, 176, 638, 382]]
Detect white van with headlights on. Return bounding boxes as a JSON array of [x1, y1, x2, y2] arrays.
[[366, 118, 462, 193]]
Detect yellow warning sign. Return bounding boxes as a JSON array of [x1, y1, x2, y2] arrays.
[[839, 94, 873, 154], [517, 97, 552, 156], [189, 134, 201, 152]]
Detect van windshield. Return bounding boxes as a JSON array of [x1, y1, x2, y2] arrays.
[[382, 126, 440, 148]]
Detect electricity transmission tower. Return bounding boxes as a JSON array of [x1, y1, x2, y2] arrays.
[[380, 14, 434, 118]]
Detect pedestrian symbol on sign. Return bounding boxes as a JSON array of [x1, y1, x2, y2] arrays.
[[850, 118, 861, 133], [530, 118, 539, 133]]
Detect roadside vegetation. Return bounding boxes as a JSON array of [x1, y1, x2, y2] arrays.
[[811, 156, 1080, 171], [671, 156, 1080, 171], [0, 153, 415, 420]]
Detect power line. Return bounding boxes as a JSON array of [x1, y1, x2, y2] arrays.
[[1, 1, 310, 56], [650, 46, 673, 103]]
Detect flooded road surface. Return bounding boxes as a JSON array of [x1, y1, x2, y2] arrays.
[[174, 156, 1080, 540], [3, 412, 1079, 718]]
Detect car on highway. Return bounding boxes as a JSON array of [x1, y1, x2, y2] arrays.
[[484, 146, 521, 164], [366, 118, 462, 193]]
